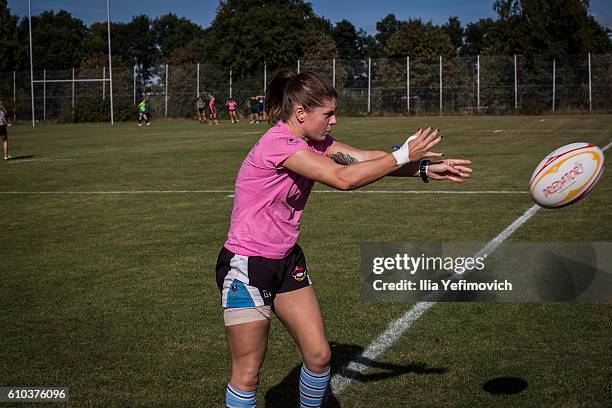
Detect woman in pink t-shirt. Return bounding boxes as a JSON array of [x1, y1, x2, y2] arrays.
[[216, 69, 473, 407], [226, 98, 239, 123], [208, 95, 220, 126]]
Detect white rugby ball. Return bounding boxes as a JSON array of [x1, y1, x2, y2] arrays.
[[529, 142, 605, 208]]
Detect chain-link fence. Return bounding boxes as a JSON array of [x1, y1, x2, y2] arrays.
[[1, 54, 611, 123]]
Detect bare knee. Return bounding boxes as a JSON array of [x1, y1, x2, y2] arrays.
[[231, 361, 261, 391], [304, 343, 331, 372]]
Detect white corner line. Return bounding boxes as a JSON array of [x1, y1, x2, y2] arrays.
[[329, 203, 541, 396]]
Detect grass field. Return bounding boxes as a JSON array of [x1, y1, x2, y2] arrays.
[[1, 115, 611, 407]]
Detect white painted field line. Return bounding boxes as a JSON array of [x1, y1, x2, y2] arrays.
[[314, 190, 527, 195], [493, 129, 503, 133], [331, 139, 612, 397], [0, 190, 527, 195], [329, 204, 541, 396], [0, 190, 234, 195]]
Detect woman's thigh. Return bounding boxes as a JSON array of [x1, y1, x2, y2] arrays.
[[226, 319, 270, 366], [273, 286, 329, 365]]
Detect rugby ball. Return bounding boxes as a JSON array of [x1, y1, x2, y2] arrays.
[[529, 142, 605, 208]]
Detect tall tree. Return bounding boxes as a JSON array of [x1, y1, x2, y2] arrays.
[[463, 18, 508, 55], [375, 14, 401, 51], [17, 10, 88, 71], [332, 19, 365, 59], [86, 17, 158, 82], [362, 34, 382, 58], [305, 14, 333, 36], [303, 31, 338, 60], [125, 15, 159, 80], [167, 38, 207, 65], [444, 16, 464, 55], [384, 18, 455, 59], [504, 0, 611, 58], [152, 14, 205, 62], [202, 0, 318, 77], [87, 22, 131, 66], [0, 0, 19, 72]]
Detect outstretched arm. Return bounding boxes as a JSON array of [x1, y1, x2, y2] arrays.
[[325, 127, 449, 177], [324, 140, 421, 177], [283, 149, 398, 190], [283, 128, 444, 190]]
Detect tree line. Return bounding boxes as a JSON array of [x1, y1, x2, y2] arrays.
[[1, 0, 610, 79]]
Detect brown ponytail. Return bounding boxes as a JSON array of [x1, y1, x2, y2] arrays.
[[265, 68, 337, 124]]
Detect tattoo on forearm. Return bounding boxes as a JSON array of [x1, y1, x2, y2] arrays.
[[330, 152, 359, 165]]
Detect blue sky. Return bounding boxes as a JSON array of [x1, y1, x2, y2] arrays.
[[7, 0, 612, 34]]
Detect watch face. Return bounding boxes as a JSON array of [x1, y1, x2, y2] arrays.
[[420, 160, 430, 183]]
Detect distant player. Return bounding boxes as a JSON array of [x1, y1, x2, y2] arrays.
[[138, 96, 151, 127], [208, 95, 220, 126], [226, 98, 239, 123], [0, 100, 11, 160], [196, 97, 206, 124], [249, 96, 259, 124], [257, 95, 265, 122]]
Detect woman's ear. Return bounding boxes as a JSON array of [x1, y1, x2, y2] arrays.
[[295, 105, 306, 123]]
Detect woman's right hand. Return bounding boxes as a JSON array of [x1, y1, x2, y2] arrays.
[[391, 127, 444, 166], [407, 127, 444, 162]]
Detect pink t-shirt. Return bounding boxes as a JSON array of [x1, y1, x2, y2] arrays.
[[224, 121, 334, 259]]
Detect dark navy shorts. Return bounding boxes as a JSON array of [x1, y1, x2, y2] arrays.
[[216, 244, 311, 308]]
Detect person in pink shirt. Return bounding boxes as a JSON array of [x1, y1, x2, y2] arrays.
[[0, 100, 12, 160], [226, 98, 239, 123], [208, 95, 220, 126], [216, 68, 473, 407]]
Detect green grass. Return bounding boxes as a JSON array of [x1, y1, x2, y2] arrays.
[[1, 115, 611, 407]]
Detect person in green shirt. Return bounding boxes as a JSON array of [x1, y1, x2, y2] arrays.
[[137, 96, 151, 127]]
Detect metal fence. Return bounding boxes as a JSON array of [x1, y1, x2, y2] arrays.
[[1, 54, 611, 124]]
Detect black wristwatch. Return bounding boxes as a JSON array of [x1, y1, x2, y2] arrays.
[[419, 160, 430, 183]]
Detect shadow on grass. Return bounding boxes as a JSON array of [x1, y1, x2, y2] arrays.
[[6, 155, 35, 161], [482, 376, 528, 395], [264, 342, 448, 407]]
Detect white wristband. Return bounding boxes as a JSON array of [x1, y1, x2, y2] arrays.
[[391, 134, 417, 166]]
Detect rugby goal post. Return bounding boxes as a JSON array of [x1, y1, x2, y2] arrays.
[[27, 0, 115, 126]]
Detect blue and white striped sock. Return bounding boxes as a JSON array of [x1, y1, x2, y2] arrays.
[[299, 364, 330, 408], [226, 383, 256, 408]]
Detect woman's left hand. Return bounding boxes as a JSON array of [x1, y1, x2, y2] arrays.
[[427, 159, 472, 183]]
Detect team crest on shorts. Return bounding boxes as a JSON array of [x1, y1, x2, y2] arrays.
[[291, 265, 307, 281]]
